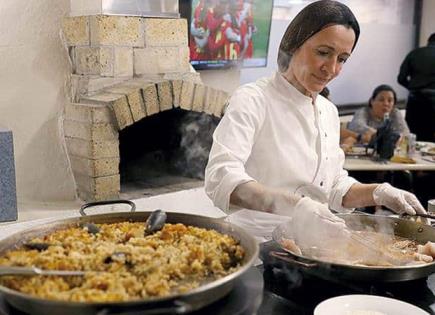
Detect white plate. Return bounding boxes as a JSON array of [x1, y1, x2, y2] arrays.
[[417, 141, 435, 147], [420, 147, 435, 156], [422, 156, 435, 163], [417, 142, 435, 155], [345, 147, 374, 156], [314, 294, 429, 315]]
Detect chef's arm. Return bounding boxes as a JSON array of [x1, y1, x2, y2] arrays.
[[232, 182, 352, 241], [342, 183, 377, 208], [230, 181, 301, 212]]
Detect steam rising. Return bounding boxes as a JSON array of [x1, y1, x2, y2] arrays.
[[119, 109, 219, 193], [174, 111, 220, 179]]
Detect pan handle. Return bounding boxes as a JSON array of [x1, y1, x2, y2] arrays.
[[400, 213, 435, 220], [80, 200, 136, 216], [96, 300, 191, 315], [269, 251, 318, 268]]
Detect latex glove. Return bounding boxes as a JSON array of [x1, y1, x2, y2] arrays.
[[275, 197, 350, 248], [373, 183, 426, 215]]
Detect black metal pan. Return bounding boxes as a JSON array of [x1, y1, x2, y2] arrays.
[[272, 213, 435, 282], [0, 200, 259, 315]]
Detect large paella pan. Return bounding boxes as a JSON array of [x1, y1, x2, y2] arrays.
[[0, 200, 259, 315]]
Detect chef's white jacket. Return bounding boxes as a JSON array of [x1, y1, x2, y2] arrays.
[[205, 72, 358, 222]]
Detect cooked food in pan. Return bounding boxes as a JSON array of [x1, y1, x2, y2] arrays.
[[0, 222, 245, 302], [280, 231, 435, 267]]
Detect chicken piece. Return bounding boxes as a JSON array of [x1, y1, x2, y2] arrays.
[[417, 241, 435, 258], [414, 252, 433, 263], [280, 238, 302, 255]]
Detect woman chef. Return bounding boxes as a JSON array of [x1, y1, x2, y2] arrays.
[[204, 0, 426, 244]]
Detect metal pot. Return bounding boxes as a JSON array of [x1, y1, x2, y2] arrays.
[[0, 200, 259, 315], [271, 213, 435, 282]]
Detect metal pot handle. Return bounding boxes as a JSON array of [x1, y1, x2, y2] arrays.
[[269, 251, 318, 268], [80, 200, 136, 216], [96, 300, 191, 315], [400, 213, 435, 220]]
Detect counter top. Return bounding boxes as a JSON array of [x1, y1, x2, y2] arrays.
[[0, 187, 225, 238], [344, 154, 435, 171]]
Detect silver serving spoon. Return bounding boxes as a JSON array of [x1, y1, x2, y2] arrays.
[[144, 209, 167, 235], [0, 266, 87, 277]]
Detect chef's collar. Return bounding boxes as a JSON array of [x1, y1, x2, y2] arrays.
[[273, 71, 314, 107]]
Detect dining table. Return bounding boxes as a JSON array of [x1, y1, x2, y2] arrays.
[[344, 142, 435, 172]]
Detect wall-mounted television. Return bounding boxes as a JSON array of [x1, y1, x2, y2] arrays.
[[179, 0, 274, 70]]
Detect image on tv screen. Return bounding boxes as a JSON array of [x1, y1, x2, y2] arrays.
[[186, 0, 274, 70]]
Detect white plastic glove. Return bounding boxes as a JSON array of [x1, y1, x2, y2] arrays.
[[275, 197, 350, 248], [373, 183, 426, 215]]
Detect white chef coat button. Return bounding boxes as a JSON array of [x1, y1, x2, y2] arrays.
[[326, 157, 328, 160], [324, 132, 327, 137], [320, 181, 324, 186]]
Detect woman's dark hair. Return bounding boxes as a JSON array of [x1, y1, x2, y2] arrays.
[[428, 33, 435, 44], [277, 0, 360, 72], [319, 86, 330, 99], [368, 84, 397, 107]]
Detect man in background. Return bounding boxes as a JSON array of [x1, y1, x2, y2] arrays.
[[398, 33, 435, 142], [398, 33, 435, 209]]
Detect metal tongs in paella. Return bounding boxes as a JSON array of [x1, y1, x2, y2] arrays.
[[0, 266, 87, 277]]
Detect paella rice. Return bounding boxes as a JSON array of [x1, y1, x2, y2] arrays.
[[0, 222, 245, 302]]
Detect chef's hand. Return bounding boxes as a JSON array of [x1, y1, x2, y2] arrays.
[[372, 183, 426, 215], [274, 197, 350, 248]]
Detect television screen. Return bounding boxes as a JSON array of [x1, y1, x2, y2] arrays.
[[180, 0, 274, 70]]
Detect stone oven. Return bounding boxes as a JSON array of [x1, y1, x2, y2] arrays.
[[61, 15, 228, 201]]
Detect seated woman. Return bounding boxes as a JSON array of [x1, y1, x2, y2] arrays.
[[347, 85, 412, 210], [347, 84, 409, 138]]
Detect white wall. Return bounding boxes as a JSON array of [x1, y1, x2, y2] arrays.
[[328, 23, 414, 105], [199, 67, 241, 94], [239, 18, 286, 87], [0, 0, 77, 203], [420, 0, 435, 47]]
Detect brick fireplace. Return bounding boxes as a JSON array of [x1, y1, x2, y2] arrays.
[[61, 15, 228, 201]]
